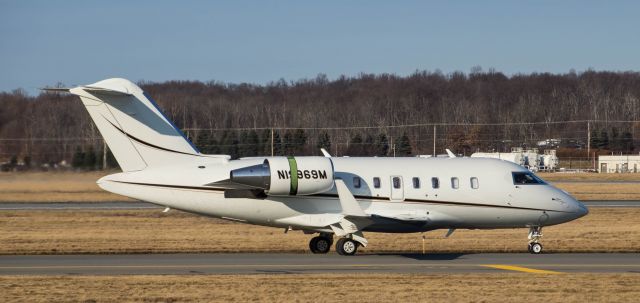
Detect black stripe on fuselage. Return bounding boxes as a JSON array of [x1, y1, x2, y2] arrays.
[[309, 193, 565, 212], [102, 116, 198, 156], [109, 180, 567, 213], [112, 180, 226, 192]]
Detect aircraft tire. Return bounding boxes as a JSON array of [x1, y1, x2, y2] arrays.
[[336, 238, 358, 256], [309, 237, 320, 254], [529, 242, 543, 254], [309, 236, 331, 254]]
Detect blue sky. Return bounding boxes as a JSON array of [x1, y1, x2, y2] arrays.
[[1, 1, 639, 94]]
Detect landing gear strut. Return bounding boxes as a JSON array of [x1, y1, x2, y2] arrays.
[[309, 234, 333, 254], [527, 226, 543, 254]]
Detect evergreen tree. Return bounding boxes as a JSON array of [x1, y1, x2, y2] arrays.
[[106, 148, 118, 169], [598, 130, 609, 149], [375, 133, 389, 156], [610, 127, 621, 151], [316, 131, 331, 152], [363, 134, 374, 156], [260, 129, 272, 156], [220, 130, 239, 159], [347, 134, 364, 156], [83, 146, 97, 170], [589, 129, 600, 149], [196, 131, 219, 154], [396, 133, 412, 156], [245, 130, 259, 156], [273, 131, 283, 156], [292, 129, 307, 155], [622, 131, 634, 152], [238, 130, 249, 157], [283, 131, 294, 155], [72, 146, 85, 168]]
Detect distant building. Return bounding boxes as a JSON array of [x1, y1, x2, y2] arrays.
[[598, 155, 640, 173], [537, 138, 561, 148]]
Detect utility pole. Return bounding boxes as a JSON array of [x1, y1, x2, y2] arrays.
[[270, 128, 274, 157], [587, 121, 591, 169], [391, 136, 395, 157], [102, 141, 107, 170], [433, 125, 436, 156]]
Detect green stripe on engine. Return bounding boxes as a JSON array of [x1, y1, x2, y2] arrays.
[[287, 156, 298, 195]]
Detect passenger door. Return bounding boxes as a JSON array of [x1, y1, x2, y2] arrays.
[[390, 176, 404, 201]]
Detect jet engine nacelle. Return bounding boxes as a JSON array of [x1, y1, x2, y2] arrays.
[[229, 156, 334, 196]]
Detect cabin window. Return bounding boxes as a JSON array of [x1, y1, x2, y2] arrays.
[[353, 177, 361, 188], [512, 172, 545, 185], [470, 177, 479, 189], [451, 177, 459, 189], [373, 177, 381, 188], [412, 177, 420, 189], [393, 177, 401, 189], [431, 177, 440, 189]]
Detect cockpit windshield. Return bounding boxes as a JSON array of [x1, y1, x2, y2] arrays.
[[512, 172, 546, 185]]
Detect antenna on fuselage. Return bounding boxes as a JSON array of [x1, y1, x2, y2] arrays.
[[320, 148, 332, 158], [446, 149, 457, 158]]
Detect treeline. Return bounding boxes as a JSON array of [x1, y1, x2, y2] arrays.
[[1, 69, 640, 169], [194, 129, 410, 159]]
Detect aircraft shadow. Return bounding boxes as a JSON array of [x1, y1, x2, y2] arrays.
[[368, 253, 467, 261]]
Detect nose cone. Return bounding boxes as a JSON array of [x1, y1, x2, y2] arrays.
[[554, 187, 588, 220], [562, 193, 588, 220], [571, 199, 589, 218]]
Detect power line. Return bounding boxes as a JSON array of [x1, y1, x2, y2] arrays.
[[182, 120, 640, 131]]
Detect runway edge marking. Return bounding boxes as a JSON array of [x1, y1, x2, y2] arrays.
[[482, 264, 562, 274]]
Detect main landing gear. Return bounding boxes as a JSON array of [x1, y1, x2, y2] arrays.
[[527, 226, 543, 254], [335, 238, 359, 256], [308, 235, 360, 256], [309, 234, 333, 254]]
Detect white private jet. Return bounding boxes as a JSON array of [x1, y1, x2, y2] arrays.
[[44, 78, 588, 255]]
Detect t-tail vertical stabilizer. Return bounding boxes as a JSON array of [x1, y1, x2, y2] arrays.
[[45, 78, 201, 171]]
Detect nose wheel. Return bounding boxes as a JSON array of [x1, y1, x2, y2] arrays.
[[527, 226, 543, 254], [309, 235, 333, 254]]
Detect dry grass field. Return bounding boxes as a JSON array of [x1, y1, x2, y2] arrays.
[[1, 208, 637, 254], [0, 171, 132, 202], [1, 273, 639, 303], [1, 171, 640, 202], [537, 172, 640, 181]]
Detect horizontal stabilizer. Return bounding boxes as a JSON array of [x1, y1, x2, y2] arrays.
[[42, 86, 131, 96], [81, 86, 132, 96], [41, 87, 72, 93]]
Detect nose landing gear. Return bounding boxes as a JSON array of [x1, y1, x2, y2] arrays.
[[527, 226, 543, 254]]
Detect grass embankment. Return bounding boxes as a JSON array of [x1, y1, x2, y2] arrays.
[[1, 208, 637, 254], [1, 274, 639, 303], [2, 171, 640, 202]]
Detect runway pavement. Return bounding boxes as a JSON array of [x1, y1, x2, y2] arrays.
[[1, 200, 638, 210], [0, 253, 638, 275]]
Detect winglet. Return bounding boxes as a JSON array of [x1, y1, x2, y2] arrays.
[[334, 179, 367, 217], [320, 148, 332, 157], [446, 149, 456, 158]]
